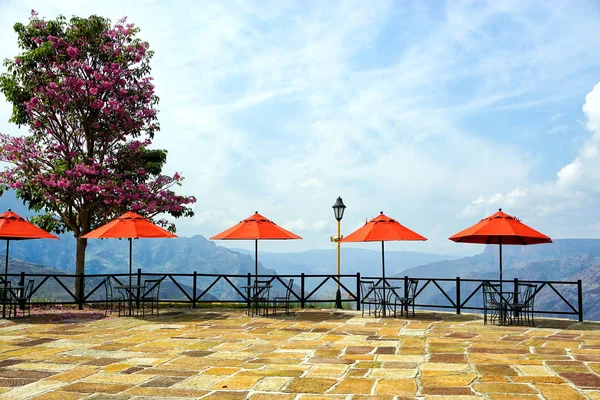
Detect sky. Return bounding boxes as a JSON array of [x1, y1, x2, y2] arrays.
[[1, 0, 600, 256]]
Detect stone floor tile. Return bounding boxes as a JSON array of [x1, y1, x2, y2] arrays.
[[253, 376, 291, 391], [329, 377, 375, 394], [60, 382, 133, 394], [248, 394, 295, 400], [124, 387, 209, 398], [374, 378, 417, 396], [211, 375, 262, 390], [472, 383, 538, 394], [535, 384, 587, 399], [30, 391, 87, 400], [286, 378, 336, 393]]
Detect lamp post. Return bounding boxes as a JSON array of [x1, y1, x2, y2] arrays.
[[331, 196, 346, 309]]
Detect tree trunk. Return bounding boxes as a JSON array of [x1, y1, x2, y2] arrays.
[[75, 236, 87, 305]]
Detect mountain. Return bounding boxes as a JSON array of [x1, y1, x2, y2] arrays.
[[232, 248, 459, 277]]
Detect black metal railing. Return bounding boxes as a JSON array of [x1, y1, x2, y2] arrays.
[[0, 271, 584, 321]]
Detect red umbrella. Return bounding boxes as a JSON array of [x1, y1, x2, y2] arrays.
[[210, 211, 302, 278], [341, 212, 427, 283], [82, 212, 178, 304], [449, 208, 552, 282], [0, 209, 58, 287]]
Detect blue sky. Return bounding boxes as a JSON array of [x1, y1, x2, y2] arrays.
[[1, 1, 600, 256]]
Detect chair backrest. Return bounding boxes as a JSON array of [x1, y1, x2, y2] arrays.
[[483, 282, 501, 305], [284, 279, 294, 301], [103, 277, 113, 299], [518, 283, 537, 305], [24, 280, 34, 299], [0, 282, 11, 301], [360, 280, 375, 300], [143, 279, 161, 300], [407, 279, 419, 298], [254, 280, 271, 298]]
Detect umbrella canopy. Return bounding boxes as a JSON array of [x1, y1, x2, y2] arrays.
[[449, 208, 552, 282], [0, 209, 58, 287], [82, 212, 178, 310], [341, 212, 427, 282], [210, 211, 302, 277], [82, 211, 177, 240]]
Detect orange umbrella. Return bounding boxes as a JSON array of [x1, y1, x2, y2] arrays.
[[82, 212, 177, 301], [210, 211, 302, 278], [449, 208, 552, 282], [0, 209, 58, 287], [341, 212, 427, 283]]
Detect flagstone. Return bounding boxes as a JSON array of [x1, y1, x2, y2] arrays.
[[253, 376, 291, 391], [332, 377, 378, 395], [373, 378, 417, 396], [472, 383, 538, 394], [368, 368, 418, 378], [60, 382, 133, 394], [81, 372, 152, 384], [535, 384, 586, 399], [210, 375, 262, 390], [30, 391, 86, 400], [286, 378, 336, 393], [124, 387, 209, 397], [173, 374, 226, 389], [0, 381, 64, 398]]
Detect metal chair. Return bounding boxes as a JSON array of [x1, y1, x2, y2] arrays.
[[0, 282, 15, 319], [272, 279, 294, 316], [15, 280, 34, 318], [140, 279, 161, 317], [360, 280, 382, 317], [483, 282, 503, 325], [103, 277, 121, 316], [512, 283, 537, 326], [249, 280, 271, 317], [397, 279, 418, 317]]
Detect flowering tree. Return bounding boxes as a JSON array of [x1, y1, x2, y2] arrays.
[[0, 11, 196, 298]]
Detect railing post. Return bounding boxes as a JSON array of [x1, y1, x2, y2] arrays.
[[137, 268, 142, 309], [19, 272, 25, 314], [404, 276, 408, 299], [578, 280, 584, 322], [356, 272, 361, 311], [301, 273, 305, 309], [192, 271, 197, 309], [247, 273, 251, 310], [78, 272, 84, 310], [514, 278, 518, 305], [456, 277, 461, 315]]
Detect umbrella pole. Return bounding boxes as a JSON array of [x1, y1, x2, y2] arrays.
[[255, 239, 258, 282], [499, 237, 503, 287], [2, 240, 8, 318], [382, 241, 386, 317], [129, 238, 133, 316]]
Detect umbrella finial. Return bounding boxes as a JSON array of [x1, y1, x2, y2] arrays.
[[380, 211, 383, 215], [499, 208, 502, 212], [7, 209, 10, 212], [255, 211, 258, 214]]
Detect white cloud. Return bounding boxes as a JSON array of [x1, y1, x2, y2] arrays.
[[1, 1, 600, 256]]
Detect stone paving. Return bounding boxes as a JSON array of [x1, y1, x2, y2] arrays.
[[0, 308, 598, 399]]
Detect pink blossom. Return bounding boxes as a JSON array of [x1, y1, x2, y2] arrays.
[[67, 46, 78, 58]]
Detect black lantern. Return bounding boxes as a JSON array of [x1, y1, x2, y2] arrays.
[[332, 196, 346, 222]]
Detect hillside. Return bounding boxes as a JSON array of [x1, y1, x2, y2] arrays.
[[233, 247, 458, 277]]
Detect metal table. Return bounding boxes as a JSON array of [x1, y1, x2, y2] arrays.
[[498, 291, 515, 325], [372, 285, 402, 317], [114, 284, 145, 316]]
